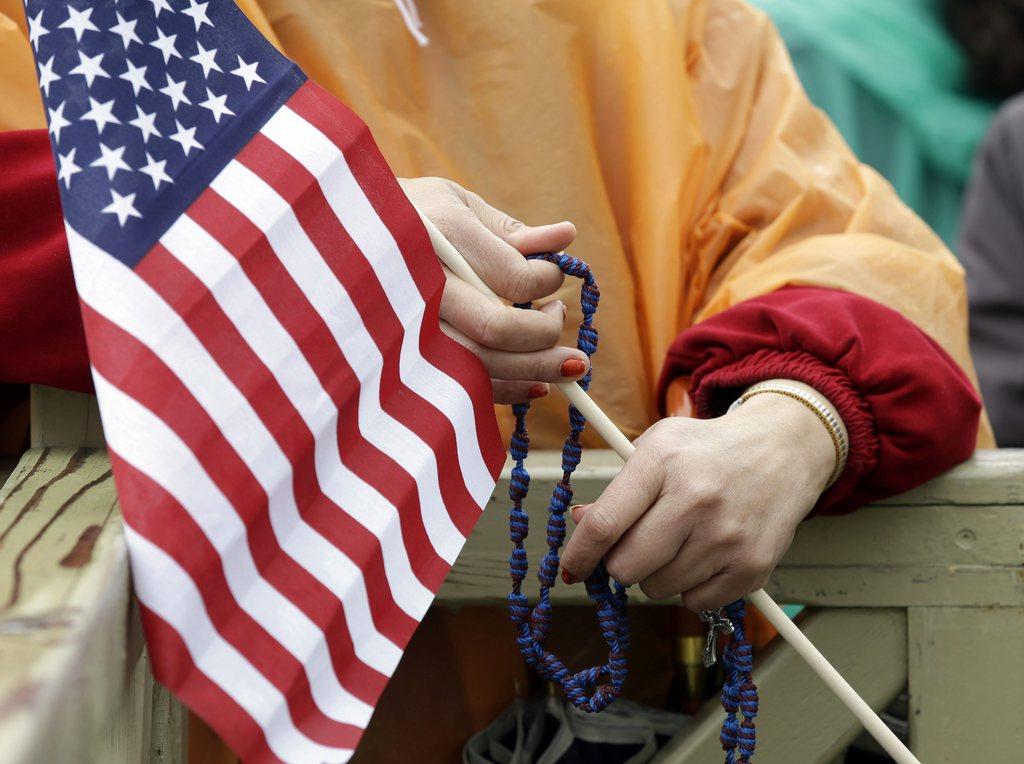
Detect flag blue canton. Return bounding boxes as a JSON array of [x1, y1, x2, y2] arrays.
[[27, 0, 305, 267]]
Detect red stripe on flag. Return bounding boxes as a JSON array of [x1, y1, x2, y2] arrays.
[[139, 606, 282, 764], [285, 81, 504, 479], [131, 245, 419, 646], [113, 453, 365, 749], [82, 303, 389, 703], [236, 133, 485, 536], [186, 189, 452, 590]]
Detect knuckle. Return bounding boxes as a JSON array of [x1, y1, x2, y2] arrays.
[[715, 519, 745, 549], [687, 476, 724, 511], [504, 267, 537, 304], [476, 308, 509, 349], [501, 215, 526, 236], [582, 506, 618, 545]]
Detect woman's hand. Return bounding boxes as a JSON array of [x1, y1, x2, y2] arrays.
[[561, 390, 839, 610], [400, 177, 590, 403]]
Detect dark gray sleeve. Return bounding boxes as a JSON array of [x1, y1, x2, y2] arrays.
[[959, 95, 1024, 447]]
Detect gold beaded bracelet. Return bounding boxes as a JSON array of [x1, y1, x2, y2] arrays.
[[729, 382, 848, 490]]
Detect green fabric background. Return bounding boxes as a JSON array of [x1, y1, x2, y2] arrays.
[[751, 0, 997, 247]]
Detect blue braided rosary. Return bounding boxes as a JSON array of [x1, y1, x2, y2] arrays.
[[507, 252, 629, 712], [721, 600, 758, 763], [505, 252, 758, 759]]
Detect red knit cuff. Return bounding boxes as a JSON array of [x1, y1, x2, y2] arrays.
[[657, 286, 980, 516], [691, 348, 878, 515]]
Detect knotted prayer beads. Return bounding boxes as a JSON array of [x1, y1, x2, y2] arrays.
[[506, 252, 629, 712], [505, 252, 757, 761], [720, 600, 757, 762]]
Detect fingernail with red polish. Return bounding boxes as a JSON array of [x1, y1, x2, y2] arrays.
[[561, 569, 578, 585], [560, 358, 586, 378], [527, 384, 548, 400]]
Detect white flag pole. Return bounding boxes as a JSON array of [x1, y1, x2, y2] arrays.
[[414, 205, 920, 764]]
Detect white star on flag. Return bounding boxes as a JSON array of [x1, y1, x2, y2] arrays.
[[159, 74, 191, 110], [90, 142, 133, 180], [149, 27, 181, 64], [69, 50, 109, 87], [59, 6, 99, 42], [146, 0, 175, 18], [231, 55, 265, 90], [128, 105, 162, 143], [37, 55, 60, 96], [47, 100, 72, 143], [100, 189, 142, 226], [56, 147, 82, 188], [199, 88, 234, 123], [139, 152, 174, 189], [190, 42, 221, 78], [109, 12, 142, 49], [80, 96, 121, 134], [27, 10, 48, 51], [169, 119, 203, 156], [182, 0, 213, 32], [120, 59, 152, 95]]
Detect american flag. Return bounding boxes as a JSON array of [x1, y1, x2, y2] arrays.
[[25, 0, 505, 760]]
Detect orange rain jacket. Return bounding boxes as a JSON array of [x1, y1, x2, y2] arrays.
[[0, 0, 993, 450]]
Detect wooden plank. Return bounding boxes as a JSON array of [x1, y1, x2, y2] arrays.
[[93, 601, 155, 762], [908, 606, 1024, 762], [782, 505, 1024, 567], [95, 642, 154, 763], [767, 564, 1024, 608], [654, 609, 907, 763], [30, 386, 104, 449], [877, 448, 1024, 507], [0, 447, 128, 763], [149, 679, 187, 764]]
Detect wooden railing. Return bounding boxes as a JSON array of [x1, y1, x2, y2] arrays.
[[0, 447, 184, 762], [440, 449, 1024, 763], [1, 388, 1021, 763]]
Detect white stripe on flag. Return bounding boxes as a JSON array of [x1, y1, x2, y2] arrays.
[[67, 225, 403, 676], [94, 369, 375, 728], [247, 111, 495, 508], [209, 161, 472, 562], [123, 525, 355, 764], [161, 214, 435, 616]]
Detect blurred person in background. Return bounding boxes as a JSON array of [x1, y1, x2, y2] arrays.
[[949, 0, 1024, 447]]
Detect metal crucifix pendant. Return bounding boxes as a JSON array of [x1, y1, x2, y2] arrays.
[[699, 609, 735, 668]]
